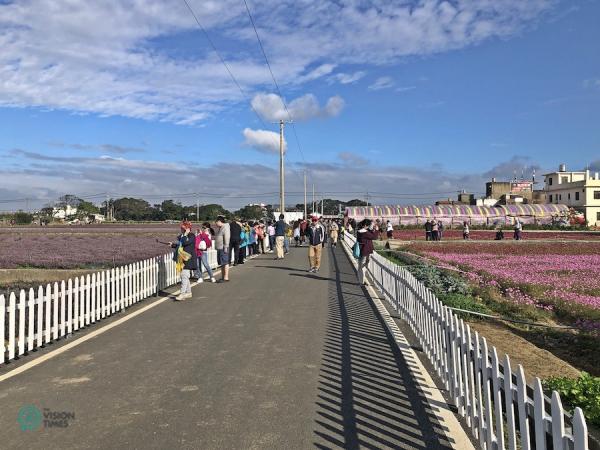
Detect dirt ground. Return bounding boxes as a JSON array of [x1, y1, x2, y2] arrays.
[[466, 320, 581, 381]]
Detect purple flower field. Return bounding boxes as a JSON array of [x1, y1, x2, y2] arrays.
[[0, 225, 183, 269]]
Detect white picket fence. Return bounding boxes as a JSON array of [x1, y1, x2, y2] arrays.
[[344, 233, 590, 450], [0, 237, 268, 366]]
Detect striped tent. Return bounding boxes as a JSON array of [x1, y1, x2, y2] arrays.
[[345, 204, 569, 226]]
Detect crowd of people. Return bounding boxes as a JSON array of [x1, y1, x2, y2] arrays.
[[169, 214, 347, 300]]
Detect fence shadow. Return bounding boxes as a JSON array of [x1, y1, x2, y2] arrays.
[[313, 247, 454, 449]]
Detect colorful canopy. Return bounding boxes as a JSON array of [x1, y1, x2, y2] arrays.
[[345, 204, 569, 219]]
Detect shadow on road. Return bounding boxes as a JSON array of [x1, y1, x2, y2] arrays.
[[313, 246, 454, 449]]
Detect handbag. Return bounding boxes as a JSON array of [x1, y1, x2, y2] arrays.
[[199, 240, 207, 251], [352, 241, 360, 259]]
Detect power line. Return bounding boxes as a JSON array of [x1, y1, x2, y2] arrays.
[[181, 0, 268, 129], [242, 0, 312, 188]]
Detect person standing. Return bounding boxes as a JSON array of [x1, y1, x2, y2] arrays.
[[425, 219, 432, 241], [438, 220, 444, 241], [300, 219, 308, 246], [329, 220, 339, 248], [431, 219, 439, 241], [256, 221, 265, 254], [274, 214, 286, 259], [170, 221, 197, 301], [238, 225, 248, 264], [462, 221, 470, 240], [293, 222, 301, 247], [214, 215, 230, 282], [195, 224, 216, 283], [267, 221, 276, 253], [386, 220, 393, 240], [357, 219, 378, 285], [229, 217, 242, 266], [284, 222, 292, 254], [307, 216, 326, 272], [514, 218, 523, 240]]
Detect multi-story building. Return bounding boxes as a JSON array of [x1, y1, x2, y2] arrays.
[[543, 164, 600, 226]]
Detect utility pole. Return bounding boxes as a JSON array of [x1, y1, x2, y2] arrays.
[[277, 119, 292, 214], [366, 191, 370, 206], [196, 195, 200, 223], [312, 183, 315, 214], [321, 198, 324, 216], [303, 170, 307, 219]]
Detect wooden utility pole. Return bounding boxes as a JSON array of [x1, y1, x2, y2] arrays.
[[312, 183, 315, 214], [303, 170, 307, 219], [279, 119, 285, 214]]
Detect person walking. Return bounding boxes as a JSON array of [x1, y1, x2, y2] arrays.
[[170, 221, 197, 301], [514, 218, 523, 240], [386, 220, 393, 240], [329, 220, 339, 248], [438, 220, 444, 241], [357, 219, 378, 285], [214, 215, 230, 282], [300, 219, 308, 246], [274, 214, 286, 259], [284, 222, 292, 254], [293, 222, 301, 247], [462, 221, 470, 240], [307, 216, 326, 273], [195, 224, 216, 283], [229, 217, 242, 266], [255, 221, 265, 254]]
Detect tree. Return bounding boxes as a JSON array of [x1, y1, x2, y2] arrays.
[[345, 199, 368, 207], [112, 197, 153, 221], [235, 205, 264, 220], [13, 211, 33, 225], [197, 204, 230, 221], [159, 200, 184, 220], [56, 194, 84, 208], [76, 201, 100, 219]]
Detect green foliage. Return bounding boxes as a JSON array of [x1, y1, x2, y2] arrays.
[[235, 205, 265, 220], [438, 293, 492, 315], [543, 372, 600, 427], [13, 211, 33, 225]]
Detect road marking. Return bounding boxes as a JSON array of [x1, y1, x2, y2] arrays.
[[0, 268, 224, 383]]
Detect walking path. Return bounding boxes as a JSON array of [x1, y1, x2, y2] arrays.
[[0, 245, 472, 449]]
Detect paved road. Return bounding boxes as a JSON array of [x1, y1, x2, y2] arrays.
[[1, 245, 459, 449]]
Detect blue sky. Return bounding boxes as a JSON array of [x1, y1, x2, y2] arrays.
[[1, 0, 599, 210]]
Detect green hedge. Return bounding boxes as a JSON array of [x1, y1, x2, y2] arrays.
[[543, 372, 600, 427]]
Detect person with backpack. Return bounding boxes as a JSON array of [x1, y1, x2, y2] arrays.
[[274, 214, 286, 260], [195, 223, 216, 283], [356, 219, 378, 285], [238, 225, 248, 264], [229, 217, 242, 266]]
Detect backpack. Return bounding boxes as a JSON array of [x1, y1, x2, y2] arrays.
[[352, 241, 360, 259]]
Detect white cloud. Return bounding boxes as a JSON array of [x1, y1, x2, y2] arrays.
[[583, 78, 600, 89], [329, 71, 366, 84], [0, 0, 556, 124], [242, 128, 285, 154], [368, 76, 395, 91], [396, 86, 416, 93], [251, 93, 344, 122]]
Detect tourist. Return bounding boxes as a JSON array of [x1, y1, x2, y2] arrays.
[[238, 225, 248, 264], [274, 214, 286, 259], [357, 219, 379, 285], [340, 223, 346, 242], [462, 221, 470, 240], [495, 228, 505, 240], [256, 221, 265, 254], [170, 220, 197, 301], [438, 220, 444, 241], [307, 216, 326, 272], [386, 220, 393, 240], [514, 218, 523, 240], [214, 215, 230, 282], [267, 221, 276, 253], [329, 220, 339, 248], [229, 217, 242, 266], [300, 219, 308, 245], [195, 224, 216, 283], [284, 222, 292, 254], [247, 221, 257, 257], [431, 219, 439, 241], [293, 222, 301, 247], [424, 219, 432, 241]]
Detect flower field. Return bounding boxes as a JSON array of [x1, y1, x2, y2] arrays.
[[391, 229, 600, 241], [0, 225, 183, 269], [404, 241, 600, 316]]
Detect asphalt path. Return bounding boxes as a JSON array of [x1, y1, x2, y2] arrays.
[[0, 244, 460, 449]]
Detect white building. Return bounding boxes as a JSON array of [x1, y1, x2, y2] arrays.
[[272, 211, 304, 223], [543, 164, 600, 226], [52, 204, 78, 219]]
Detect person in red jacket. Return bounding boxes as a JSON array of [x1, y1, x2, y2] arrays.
[[357, 219, 379, 285], [194, 223, 216, 283]]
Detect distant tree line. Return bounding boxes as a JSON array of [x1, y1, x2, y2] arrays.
[[1, 195, 368, 225]]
